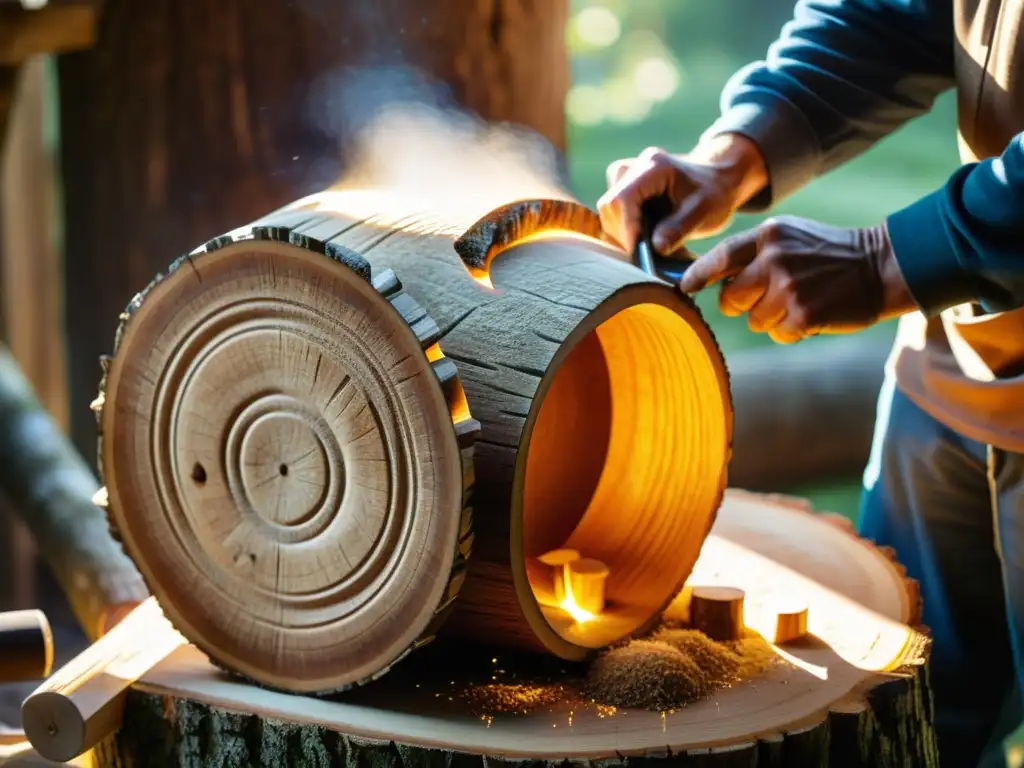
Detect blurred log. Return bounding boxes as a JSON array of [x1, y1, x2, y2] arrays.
[[728, 333, 890, 491], [0, 609, 52, 683], [0, 344, 147, 640], [58, 0, 570, 466]]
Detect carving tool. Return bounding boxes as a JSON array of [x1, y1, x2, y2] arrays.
[[633, 194, 699, 282]]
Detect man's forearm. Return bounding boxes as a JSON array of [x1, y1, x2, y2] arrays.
[[703, 0, 955, 211], [687, 133, 770, 211], [887, 133, 1024, 315]]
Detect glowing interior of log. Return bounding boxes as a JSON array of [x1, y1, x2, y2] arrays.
[[560, 580, 596, 625], [424, 343, 473, 424], [512, 233, 729, 649]]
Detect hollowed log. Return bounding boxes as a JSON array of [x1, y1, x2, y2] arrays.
[[97, 187, 730, 692], [95, 226, 479, 694], [252, 191, 733, 662]]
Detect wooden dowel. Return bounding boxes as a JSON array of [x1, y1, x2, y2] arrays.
[[529, 548, 580, 607], [564, 557, 609, 615], [690, 586, 745, 642], [21, 597, 185, 763], [0, 609, 52, 683], [773, 603, 809, 644], [539, 548, 580, 604], [755, 598, 810, 644]]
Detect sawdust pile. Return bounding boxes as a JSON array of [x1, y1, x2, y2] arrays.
[[457, 628, 782, 717], [584, 640, 706, 710], [583, 629, 780, 711], [459, 682, 571, 716]]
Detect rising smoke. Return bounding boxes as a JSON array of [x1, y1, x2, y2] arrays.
[[306, 64, 573, 226]]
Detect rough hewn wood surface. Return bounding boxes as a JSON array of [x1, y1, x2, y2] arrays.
[[58, 0, 570, 467]]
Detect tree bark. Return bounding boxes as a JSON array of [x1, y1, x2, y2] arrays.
[[57, 0, 570, 467], [96, 668, 936, 768]]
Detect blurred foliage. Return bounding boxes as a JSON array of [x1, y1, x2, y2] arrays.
[[564, 0, 961, 520]]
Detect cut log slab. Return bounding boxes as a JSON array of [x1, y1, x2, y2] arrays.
[[252, 192, 733, 665], [95, 227, 479, 694], [97, 491, 937, 768]]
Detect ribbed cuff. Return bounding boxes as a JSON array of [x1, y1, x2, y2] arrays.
[[886, 187, 974, 317], [701, 94, 823, 212]]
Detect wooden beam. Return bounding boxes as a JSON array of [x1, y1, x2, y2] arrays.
[[22, 598, 185, 765], [1, 56, 67, 429]]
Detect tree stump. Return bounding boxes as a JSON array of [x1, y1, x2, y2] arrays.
[[95, 491, 937, 767], [95, 227, 479, 694]]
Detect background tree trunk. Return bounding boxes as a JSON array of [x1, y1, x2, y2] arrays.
[[57, 0, 570, 465]]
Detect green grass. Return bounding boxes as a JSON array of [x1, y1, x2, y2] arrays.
[[565, 64, 960, 523]]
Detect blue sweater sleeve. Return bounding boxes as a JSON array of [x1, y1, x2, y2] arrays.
[[704, 0, 956, 210], [887, 135, 1024, 315]]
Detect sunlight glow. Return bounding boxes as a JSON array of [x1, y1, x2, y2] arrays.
[[634, 56, 681, 102], [566, 84, 607, 127], [574, 6, 621, 48], [560, 580, 596, 624], [603, 77, 653, 125], [679, 534, 918, 673]]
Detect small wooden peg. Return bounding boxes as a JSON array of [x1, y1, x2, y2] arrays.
[[533, 548, 581, 605], [767, 599, 809, 644], [690, 586, 745, 641], [564, 558, 610, 615]]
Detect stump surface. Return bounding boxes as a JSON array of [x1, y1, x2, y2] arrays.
[[100, 491, 937, 767]]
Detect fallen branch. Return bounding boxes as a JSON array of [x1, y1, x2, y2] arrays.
[[0, 344, 147, 640]]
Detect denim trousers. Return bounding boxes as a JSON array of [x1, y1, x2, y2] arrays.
[[859, 375, 1024, 768]]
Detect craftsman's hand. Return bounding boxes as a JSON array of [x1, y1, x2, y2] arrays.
[[679, 216, 917, 344], [598, 133, 768, 255]]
